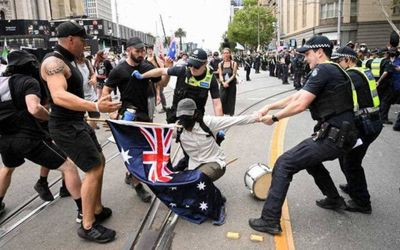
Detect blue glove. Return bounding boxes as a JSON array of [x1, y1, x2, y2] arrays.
[[131, 70, 143, 79], [217, 130, 225, 138]]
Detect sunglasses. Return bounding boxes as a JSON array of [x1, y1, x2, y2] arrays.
[[188, 63, 204, 70]]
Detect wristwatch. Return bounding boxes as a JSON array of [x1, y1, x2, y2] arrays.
[[271, 115, 279, 123]]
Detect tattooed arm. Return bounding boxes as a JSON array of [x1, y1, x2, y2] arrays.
[[41, 56, 121, 112]]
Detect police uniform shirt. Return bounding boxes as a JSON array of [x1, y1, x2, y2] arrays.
[[167, 66, 220, 113], [347, 71, 373, 109], [302, 63, 354, 127], [106, 60, 161, 113], [380, 58, 394, 85], [5, 75, 47, 138]]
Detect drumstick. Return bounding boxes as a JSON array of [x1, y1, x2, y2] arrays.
[[225, 158, 239, 167]]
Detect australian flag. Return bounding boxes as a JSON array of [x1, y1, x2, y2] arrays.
[[107, 120, 225, 224], [167, 37, 177, 60]]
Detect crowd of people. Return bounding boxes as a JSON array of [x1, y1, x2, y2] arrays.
[[0, 19, 399, 244]]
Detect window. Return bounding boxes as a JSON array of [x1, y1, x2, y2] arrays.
[[350, 0, 357, 16], [320, 1, 342, 19], [0, 10, 5, 20], [394, 0, 400, 16]]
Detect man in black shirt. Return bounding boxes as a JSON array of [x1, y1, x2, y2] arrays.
[[332, 46, 382, 214], [40, 21, 121, 243], [0, 50, 82, 219], [249, 36, 357, 235], [103, 37, 169, 202]]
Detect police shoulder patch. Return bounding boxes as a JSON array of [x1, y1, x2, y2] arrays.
[[311, 68, 319, 77]]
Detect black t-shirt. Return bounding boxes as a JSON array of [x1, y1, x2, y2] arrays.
[[106, 60, 161, 114], [167, 65, 220, 113], [9, 74, 47, 138], [303, 63, 354, 128], [209, 58, 222, 73], [96, 59, 113, 82], [347, 70, 373, 109], [380, 59, 394, 86]]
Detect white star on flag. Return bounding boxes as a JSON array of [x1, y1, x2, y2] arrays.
[[199, 201, 208, 211], [169, 203, 177, 208], [170, 187, 177, 191], [185, 205, 190, 208], [120, 148, 132, 164], [197, 182, 206, 191]]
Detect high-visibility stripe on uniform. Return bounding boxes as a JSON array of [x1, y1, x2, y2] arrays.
[[347, 67, 380, 109], [371, 58, 383, 78]]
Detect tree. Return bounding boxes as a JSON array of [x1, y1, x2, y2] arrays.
[[227, 0, 275, 50], [174, 28, 186, 51]]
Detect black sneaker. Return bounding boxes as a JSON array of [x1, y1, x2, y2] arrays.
[[345, 199, 372, 214], [77, 223, 116, 243], [339, 184, 349, 195], [316, 196, 346, 210], [0, 202, 5, 216], [249, 218, 282, 235], [76, 210, 83, 223], [59, 185, 71, 198], [34, 180, 54, 201], [135, 184, 152, 203], [95, 207, 112, 223]]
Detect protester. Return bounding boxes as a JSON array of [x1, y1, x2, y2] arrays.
[[218, 48, 238, 116], [94, 50, 113, 101], [0, 50, 82, 221], [103, 37, 170, 202], [40, 20, 121, 243]]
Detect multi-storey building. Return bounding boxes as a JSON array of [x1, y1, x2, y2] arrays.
[[261, 0, 400, 49], [84, 0, 112, 21]]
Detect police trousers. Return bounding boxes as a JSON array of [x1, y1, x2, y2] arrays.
[[261, 137, 345, 221], [339, 117, 382, 206]]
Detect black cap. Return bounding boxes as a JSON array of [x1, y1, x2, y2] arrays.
[[188, 49, 208, 68], [331, 46, 358, 60], [127, 37, 145, 49], [7, 50, 38, 66], [56, 20, 88, 38], [297, 35, 333, 53]]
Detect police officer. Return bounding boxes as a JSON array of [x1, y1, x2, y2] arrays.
[[292, 51, 305, 90], [40, 21, 121, 243], [133, 48, 223, 122], [249, 36, 358, 235], [0, 50, 82, 219], [332, 46, 383, 213]]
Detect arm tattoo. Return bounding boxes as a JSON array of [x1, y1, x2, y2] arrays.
[[45, 58, 64, 76]]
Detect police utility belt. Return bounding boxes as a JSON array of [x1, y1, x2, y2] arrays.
[[312, 122, 349, 148], [355, 107, 380, 120]]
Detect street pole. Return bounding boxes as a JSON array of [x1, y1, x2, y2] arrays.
[[114, 0, 121, 51], [257, 3, 260, 52], [337, 0, 342, 46], [277, 0, 281, 47]]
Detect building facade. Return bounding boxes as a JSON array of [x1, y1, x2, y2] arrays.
[[262, 0, 400, 49], [84, 0, 112, 21]]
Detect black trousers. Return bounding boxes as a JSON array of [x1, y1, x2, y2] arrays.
[[220, 83, 237, 116], [246, 68, 251, 81], [269, 64, 275, 77], [339, 119, 382, 206], [293, 71, 302, 89], [261, 137, 345, 221], [281, 64, 289, 84]]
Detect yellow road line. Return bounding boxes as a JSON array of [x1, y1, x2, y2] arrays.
[[268, 118, 295, 250]]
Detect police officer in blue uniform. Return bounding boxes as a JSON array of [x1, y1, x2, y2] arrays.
[[249, 36, 358, 235], [332, 46, 383, 214]]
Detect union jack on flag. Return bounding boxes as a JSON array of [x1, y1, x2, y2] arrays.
[[107, 120, 225, 224]]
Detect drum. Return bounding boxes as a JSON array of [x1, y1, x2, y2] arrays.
[[244, 163, 272, 200]]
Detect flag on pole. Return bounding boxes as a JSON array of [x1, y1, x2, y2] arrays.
[[107, 120, 225, 224], [1, 38, 8, 59], [168, 35, 177, 60]]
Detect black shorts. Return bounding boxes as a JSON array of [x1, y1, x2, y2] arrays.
[[0, 137, 66, 169], [49, 121, 102, 172]]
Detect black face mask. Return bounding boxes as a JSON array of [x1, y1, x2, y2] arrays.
[[178, 115, 196, 129]]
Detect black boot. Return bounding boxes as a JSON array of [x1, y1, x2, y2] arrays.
[[249, 217, 282, 235], [339, 184, 349, 195], [345, 199, 372, 214], [316, 196, 346, 210]]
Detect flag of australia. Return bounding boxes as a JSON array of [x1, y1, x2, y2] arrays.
[[107, 120, 225, 224]]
